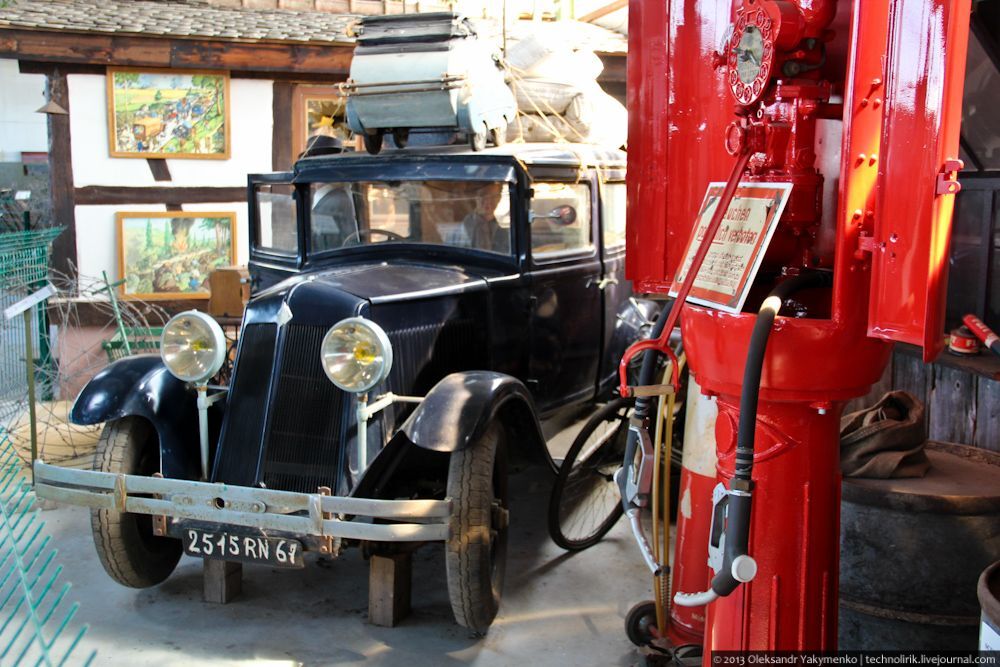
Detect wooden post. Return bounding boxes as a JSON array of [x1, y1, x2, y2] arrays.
[[23, 310, 37, 483], [368, 553, 412, 627], [203, 559, 242, 604], [44, 69, 76, 278]]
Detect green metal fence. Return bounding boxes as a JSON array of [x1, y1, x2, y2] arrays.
[[0, 427, 94, 666], [0, 229, 62, 426]]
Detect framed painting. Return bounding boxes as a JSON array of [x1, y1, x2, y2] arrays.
[[107, 68, 231, 159], [117, 212, 236, 300], [291, 85, 350, 157]]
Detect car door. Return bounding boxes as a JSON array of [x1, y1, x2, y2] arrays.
[[596, 178, 633, 390], [526, 173, 602, 412]]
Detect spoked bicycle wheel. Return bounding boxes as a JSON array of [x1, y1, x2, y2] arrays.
[[548, 397, 633, 551]]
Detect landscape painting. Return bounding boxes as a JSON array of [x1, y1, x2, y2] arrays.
[[117, 212, 236, 299], [107, 68, 230, 159]]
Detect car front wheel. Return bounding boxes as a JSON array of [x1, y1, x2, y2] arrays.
[[90, 417, 181, 588], [446, 421, 508, 635]]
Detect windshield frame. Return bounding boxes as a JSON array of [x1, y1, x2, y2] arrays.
[[303, 176, 519, 263], [289, 158, 523, 268]]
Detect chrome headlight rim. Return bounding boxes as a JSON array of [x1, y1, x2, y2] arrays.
[[320, 317, 393, 394], [159, 310, 226, 384]]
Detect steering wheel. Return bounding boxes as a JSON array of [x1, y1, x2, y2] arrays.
[[341, 228, 405, 247]]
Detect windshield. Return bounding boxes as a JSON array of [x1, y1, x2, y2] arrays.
[[309, 180, 512, 256]]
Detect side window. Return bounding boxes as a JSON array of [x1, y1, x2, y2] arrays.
[[254, 184, 298, 255], [602, 182, 627, 250], [530, 182, 592, 259]]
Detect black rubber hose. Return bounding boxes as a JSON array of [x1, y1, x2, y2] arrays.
[[733, 271, 832, 483], [618, 301, 672, 511], [710, 270, 833, 597]]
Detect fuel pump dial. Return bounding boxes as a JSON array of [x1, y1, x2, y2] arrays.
[[726, 9, 775, 106]]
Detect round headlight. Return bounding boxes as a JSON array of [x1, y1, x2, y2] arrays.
[[160, 311, 226, 383], [320, 317, 393, 394]]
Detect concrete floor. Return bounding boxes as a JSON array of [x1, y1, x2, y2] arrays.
[[44, 465, 656, 666]]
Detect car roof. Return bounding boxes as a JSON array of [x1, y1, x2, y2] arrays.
[[295, 142, 627, 170]]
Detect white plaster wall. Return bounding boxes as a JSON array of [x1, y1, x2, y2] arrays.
[[74, 203, 250, 283], [0, 60, 49, 161], [68, 74, 273, 187]]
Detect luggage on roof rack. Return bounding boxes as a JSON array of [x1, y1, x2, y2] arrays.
[[344, 13, 516, 155]]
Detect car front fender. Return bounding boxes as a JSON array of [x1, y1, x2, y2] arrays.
[[400, 371, 555, 472], [70, 355, 200, 479]]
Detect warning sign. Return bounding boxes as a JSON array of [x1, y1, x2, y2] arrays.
[[670, 182, 793, 313]]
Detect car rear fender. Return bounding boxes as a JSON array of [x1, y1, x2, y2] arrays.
[[70, 355, 200, 479], [400, 371, 555, 472]]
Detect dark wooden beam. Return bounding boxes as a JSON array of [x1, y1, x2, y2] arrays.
[[147, 159, 172, 182], [46, 69, 76, 277], [272, 81, 294, 171], [18, 60, 348, 84], [0, 28, 353, 76], [74, 186, 246, 206]]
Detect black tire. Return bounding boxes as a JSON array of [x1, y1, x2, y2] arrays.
[[625, 600, 659, 647], [490, 122, 507, 147], [363, 131, 384, 155], [446, 422, 508, 635], [469, 125, 487, 152], [548, 398, 631, 551], [392, 128, 409, 149], [90, 417, 182, 588]]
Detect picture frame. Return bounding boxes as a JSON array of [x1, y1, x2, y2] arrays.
[[106, 67, 231, 160], [117, 211, 237, 300], [291, 85, 350, 157]]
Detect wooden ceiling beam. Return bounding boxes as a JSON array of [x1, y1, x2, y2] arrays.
[[0, 27, 353, 76]]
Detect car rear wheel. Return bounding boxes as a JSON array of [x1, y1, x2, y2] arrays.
[[446, 421, 508, 635], [469, 124, 488, 152], [548, 398, 631, 551], [490, 121, 507, 147], [363, 130, 384, 155], [392, 128, 409, 148], [90, 417, 181, 588]]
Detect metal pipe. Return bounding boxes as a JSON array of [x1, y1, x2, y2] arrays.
[[196, 385, 210, 480], [341, 74, 466, 89], [344, 84, 464, 97], [356, 394, 368, 474]]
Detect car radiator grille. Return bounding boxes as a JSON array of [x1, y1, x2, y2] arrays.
[[213, 323, 277, 486], [260, 324, 347, 494]]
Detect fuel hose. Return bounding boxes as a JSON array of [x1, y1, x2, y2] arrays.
[[708, 270, 833, 598]]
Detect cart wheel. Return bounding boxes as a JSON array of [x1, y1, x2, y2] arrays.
[[363, 130, 384, 155], [91, 417, 181, 588], [469, 125, 488, 152], [490, 122, 507, 147], [446, 421, 508, 635], [392, 128, 409, 149], [548, 398, 631, 551], [625, 600, 659, 647]]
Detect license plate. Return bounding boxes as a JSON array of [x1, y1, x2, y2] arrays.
[[182, 529, 304, 568]]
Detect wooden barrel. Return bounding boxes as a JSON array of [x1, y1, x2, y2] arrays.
[[839, 442, 1000, 649]]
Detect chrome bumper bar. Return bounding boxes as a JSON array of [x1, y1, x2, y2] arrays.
[[33, 460, 452, 543]]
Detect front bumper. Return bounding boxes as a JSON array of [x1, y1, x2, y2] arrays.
[[33, 460, 451, 543]]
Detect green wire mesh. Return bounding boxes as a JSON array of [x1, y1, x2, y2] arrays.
[[0, 229, 62, 425], [0, 428, 94, 666]]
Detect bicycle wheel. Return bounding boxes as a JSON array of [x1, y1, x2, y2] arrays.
[[548, 398, 633, 551]]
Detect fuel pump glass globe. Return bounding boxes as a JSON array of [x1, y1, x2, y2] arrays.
[[735, 25, 765, 84], [320, 317, 393, 394]]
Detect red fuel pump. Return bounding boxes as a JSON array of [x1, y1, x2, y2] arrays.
[[621, 0, 971, 652]]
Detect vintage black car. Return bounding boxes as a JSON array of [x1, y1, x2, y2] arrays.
[[35, 142, 655, 633]]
